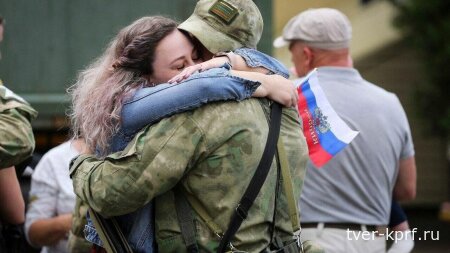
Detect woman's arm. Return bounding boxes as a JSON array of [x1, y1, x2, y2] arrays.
[[121, 67, 296, 136], [169, 48, 289, 82], [121, 67, 260, 135], [120, 49, 291, 137], [230, 70, 297, 107], [0, 166, 25, 224], [233, 48, 289, 77]]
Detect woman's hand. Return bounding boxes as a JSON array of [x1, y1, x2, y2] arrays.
[[253, 74, 298, 108], [228, 70, 298, 107], [168, 57, 230, 84]]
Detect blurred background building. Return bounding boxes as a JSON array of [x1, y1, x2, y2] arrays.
[[0, 0, 448, 251]]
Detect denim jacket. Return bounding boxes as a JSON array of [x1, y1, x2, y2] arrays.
[[84, 48, 289, 252], [111, 48, 288, 151]]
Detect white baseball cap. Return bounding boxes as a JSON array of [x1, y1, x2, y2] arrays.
[[273, 8, 352, 50]]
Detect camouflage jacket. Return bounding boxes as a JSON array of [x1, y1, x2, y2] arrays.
[[71, 99, 308, 252], [68, 197, 93, 252], [0, 82, 37, 168]]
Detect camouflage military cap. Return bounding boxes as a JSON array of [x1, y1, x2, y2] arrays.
[[178, 0, 263, 54]]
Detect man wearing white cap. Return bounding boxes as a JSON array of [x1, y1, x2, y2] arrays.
[[274, 8, 417, 253]]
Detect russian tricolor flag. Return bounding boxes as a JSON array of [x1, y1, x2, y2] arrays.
[[296, 69, 359, 167]]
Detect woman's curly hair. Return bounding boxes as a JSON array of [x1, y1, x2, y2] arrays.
[[68, 16, 178, 156]]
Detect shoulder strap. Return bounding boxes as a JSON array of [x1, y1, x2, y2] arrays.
[[217, 102, 283, 253], [174, 187, 200, 253], [88, 209, 133, 253], [277, 139, 300, 233], [182, 191, 223, 236]]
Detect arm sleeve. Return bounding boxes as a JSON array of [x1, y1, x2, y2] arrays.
[[70, 115, 206, 217], [0, 90, 37, 168], [121, 67, 260, 136], [234, 48, 290, 78]]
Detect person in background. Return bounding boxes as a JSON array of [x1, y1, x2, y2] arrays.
[[273, 8, 417, 253], [0, 15, 38, 253], [25, 139, 91, 253], [0, 16, 36, 170]]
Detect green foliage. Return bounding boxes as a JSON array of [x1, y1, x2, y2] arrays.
[[390, 0, 450, 138]]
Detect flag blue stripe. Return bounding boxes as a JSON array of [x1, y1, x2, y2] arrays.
[[301, 80, 347, 155]]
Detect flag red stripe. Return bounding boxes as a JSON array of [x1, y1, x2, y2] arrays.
[[297, 86, 332, 168], [310, 146, 333, 167]]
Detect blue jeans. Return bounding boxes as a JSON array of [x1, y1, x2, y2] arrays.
[[85, 48, 289, 252], [84, 202, 154, 252]]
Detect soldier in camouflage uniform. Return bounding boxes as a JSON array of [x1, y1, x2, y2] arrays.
[[0, 16, 37, 252], [0, 80, 37, 252], [0, 82, 37, 168], [67, 197, 92, 253], [71, 97, 309, 252], [1, 17, 36, 166]]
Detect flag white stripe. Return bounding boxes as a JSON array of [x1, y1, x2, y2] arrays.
[[307, 69, 359, 144]]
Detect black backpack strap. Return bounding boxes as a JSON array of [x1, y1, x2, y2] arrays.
[[88, 209, 133, 253], [217, 102, 283, 253], [174, 187, 200, 253]]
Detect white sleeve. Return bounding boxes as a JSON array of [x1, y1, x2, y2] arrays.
[[24, 156, 58, 245]]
